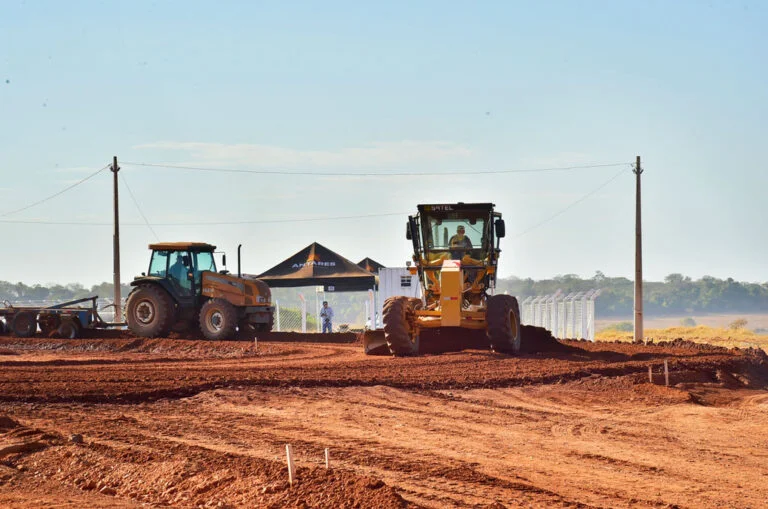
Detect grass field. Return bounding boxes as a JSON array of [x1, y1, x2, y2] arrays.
[[596, 324, 768, 352]]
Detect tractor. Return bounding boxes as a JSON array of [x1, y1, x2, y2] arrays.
[[126, 242, 274, 340], [365, 202, 522, 355]]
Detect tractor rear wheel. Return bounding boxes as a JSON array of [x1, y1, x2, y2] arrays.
[[12, 311, 37, 338], [383, 296, 421, 356], [199, 299, 238, 340], [487, 294, 522, 354], [126, 285, 175, 338]]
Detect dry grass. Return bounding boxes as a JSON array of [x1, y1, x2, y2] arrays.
[[596, 325, 768, 352]]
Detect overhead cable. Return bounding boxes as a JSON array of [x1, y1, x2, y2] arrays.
[[514, 167, 630, 238], [121, 161, 631, 177], [119, 172, 160, 241], [0, 211, 409, 226], [0, 165, 111, 218]]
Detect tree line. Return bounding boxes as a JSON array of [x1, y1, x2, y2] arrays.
[[496, 272, 768, 317], [2, 272, 767, 318]]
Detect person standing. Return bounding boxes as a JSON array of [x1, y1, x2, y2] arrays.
[[320, 301, 334, 333]]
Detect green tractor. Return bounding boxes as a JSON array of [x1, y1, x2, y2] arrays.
[[126, 242, 274, 340]]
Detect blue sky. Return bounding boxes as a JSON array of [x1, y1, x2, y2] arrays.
[[1, 0, 766, 286]]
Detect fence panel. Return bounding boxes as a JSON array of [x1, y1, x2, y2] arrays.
[[521, 289, 600, 341]]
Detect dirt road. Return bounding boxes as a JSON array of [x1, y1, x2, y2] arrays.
[[1, 334, 767, 508]]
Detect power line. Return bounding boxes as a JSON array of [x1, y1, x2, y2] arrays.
[[121, 161, 631, 177], [119, 171, 159, 241], [514, 166, 630, 238], [0, 165, 111, 218], [0, 211, 409, 226]]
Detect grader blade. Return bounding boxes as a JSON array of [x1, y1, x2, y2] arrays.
[[362, 330, 390, 355]]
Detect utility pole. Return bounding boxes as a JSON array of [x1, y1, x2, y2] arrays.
[[633, 155, 643, 342], [112, 156, 123, 323]]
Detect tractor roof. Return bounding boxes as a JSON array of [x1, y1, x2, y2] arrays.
[[149, 242, 216, 252]]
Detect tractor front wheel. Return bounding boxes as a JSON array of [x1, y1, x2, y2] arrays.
[[486, 294, 522, 354], [126, 285, 175, 338], [383, 296, 421, 356], [199, 299, 238, 340]]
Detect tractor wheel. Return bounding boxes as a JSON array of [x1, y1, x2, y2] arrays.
[[38, 314, 61, 337], [199, 299, 238, 340], [383, 296, 421, 356], [57, 318, 81, 339], [486, 294, 522, 354], [126, 285, 175, 338], [12, 311, 38, 338], [0, 320, 6, 335]]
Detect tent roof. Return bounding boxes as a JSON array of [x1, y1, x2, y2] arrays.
[[357, 257, 386, 274], [255, 242, 376, 291]]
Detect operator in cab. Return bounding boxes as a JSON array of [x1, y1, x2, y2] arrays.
[[449, 225, 472, 260]]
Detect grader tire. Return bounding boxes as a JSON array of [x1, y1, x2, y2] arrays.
[[12, 311, 38, 338], [487, 294, 522, 354], [126, 285, 175, 338], [383, 296, 420, 356], [199, 299, 238, 341]]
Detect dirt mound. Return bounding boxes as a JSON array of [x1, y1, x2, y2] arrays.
[[519, 325, 575, 354]]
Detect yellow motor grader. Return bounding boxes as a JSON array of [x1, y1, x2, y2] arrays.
[[365, 203, 522, 355], [126, 242, 274, 340]]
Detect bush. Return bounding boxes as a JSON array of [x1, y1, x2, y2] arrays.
[[680, 317, 697, 327], [729, 318, 748, 330]]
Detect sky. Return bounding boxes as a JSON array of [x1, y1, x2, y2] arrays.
[[1, 0, 766, 287]]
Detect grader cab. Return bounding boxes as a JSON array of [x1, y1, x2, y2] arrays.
[[126, 242, 274, 340], [366, 203, 522, 355]]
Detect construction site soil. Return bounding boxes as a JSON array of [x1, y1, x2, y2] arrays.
[[1, 327, 767, 508]]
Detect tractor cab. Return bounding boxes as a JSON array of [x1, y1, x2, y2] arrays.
[[145, 242, 218, 301], [146, 242, 219, 298]]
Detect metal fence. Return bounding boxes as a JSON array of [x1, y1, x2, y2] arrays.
[[273, 289, 377, 333], [521, 289, 600, 341]]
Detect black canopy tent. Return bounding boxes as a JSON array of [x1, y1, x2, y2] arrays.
[[255, 242, 376, 292], [357, 257, 385, 275]]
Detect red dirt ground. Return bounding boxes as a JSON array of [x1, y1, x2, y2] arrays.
[[1, 329, 767, 508]]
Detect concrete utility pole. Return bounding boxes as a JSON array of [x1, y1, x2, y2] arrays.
[[112, 156, 123, 323], [633, 155, 643, 342]]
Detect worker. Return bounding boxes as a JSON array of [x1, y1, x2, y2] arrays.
[[449, 225, 472, 259], [320, 301, 334, 333], [169, 254, 192, 291]]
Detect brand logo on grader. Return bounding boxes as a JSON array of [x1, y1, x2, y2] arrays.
[[426, 205, 454, 211]]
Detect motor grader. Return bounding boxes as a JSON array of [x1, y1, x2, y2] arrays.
[[365, 203, 522, 355], [126, 242, 274, 340]]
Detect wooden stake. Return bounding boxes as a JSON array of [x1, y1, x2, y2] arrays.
[[664, 359, 669, 387], [285, 444, 295, 486], [648, 365, 653, 383], [324, 448, 330, 469]]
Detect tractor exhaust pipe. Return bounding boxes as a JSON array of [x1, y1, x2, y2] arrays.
[[237, 244, 242, 278]]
